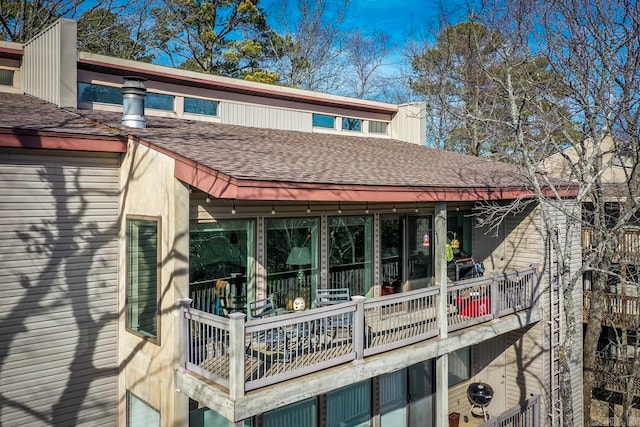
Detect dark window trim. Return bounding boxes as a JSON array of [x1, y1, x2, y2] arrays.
[[126, 215, 162, 345]]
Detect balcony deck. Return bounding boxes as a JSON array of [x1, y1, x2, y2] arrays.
[[582, 227, 640, 263], [179, 267, 539, 399], [583, 291, 640, 329]]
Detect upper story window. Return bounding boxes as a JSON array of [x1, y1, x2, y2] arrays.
[[146, 92, 174, 111], [184, 97, 218, 116], [342, 117, 362, 132], [127, 217, 160, 341], [79, 82, 122, 105], [312, 113, 335, 129], [0, 69, 14, 86], [369, 120, 388, 134], [79, 82, 174, 111]]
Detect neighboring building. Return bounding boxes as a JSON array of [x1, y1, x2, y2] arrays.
[[0, 20, 582, 427], [544, 135, 640, 424]]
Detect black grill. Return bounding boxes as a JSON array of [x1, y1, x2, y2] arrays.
[[467, 382, 493, 421]]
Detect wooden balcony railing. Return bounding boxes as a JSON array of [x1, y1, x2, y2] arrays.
[[179, 266, 539, 395], [594, 355, 640, 395], [582, 227, 640, 262], [583, 291, 640, 329]]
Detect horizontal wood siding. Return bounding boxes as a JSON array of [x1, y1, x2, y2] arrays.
[[0, 150, 119, 426], [221, 102, 309, 131]]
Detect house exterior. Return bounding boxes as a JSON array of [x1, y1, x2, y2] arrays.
[[0, 19, 583, 427]]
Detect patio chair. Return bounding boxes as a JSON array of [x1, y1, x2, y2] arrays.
[[247, 296, 296, 361], [249, 296, 290, 319], [313, 288, 352, 341]]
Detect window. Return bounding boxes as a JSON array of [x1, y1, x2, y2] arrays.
[[312, 113, 335, 128], [266, 217, 319, 310], [327, 380, 371, 427], [381, 215, 433, 293], [342, 117, 362, 131], [127, 392, 160, 427], [146, 92, 174, 111], [0, 69, 14, 86], [263, 398, 317, 427], [184, 97, 218, 116], [190, 219, 255, 314], [369, 120, 388, 134], [127, 218, 159, 340], [79, 82, 123, 105], [329, 215, 373, 297], [448, 347, 471, 386]]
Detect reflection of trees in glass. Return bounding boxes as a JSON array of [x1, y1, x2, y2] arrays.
[[190, 220, 252, 282], [329, 216, 367, 266], [266, 218, 318, 273], [78, 83, 123, 105], [380, 219, 401, 258]]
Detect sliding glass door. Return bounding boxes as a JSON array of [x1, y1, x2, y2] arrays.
[[380, 215, 433, 293]]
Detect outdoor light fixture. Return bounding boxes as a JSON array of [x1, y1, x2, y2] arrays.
[[415, 201, 419, 213], [231, 199, 237, 214], [307, 201, 311, 213], [393, 204, 397, 212], [206, 195, 211, 203], [338, 201, 342, 214], [365, 201, 369, 214], [271, 201, 276, 215]]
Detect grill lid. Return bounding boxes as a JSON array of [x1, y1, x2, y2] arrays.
[[467, 382, 494, 406]]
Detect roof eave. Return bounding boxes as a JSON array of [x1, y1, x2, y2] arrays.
[[174, 155, 577, 202], [0, 129, 127, 152]]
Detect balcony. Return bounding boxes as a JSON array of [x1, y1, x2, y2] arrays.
[[594, 355, 640, 396], [582, 227, 640, 263], [178, 266, 540, 398], [583, 291, 640, 329]]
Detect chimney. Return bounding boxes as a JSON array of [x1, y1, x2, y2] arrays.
[[121, 76, 147, 128]]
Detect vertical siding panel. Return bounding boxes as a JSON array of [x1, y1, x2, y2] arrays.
[[0, 150, 119, 426]]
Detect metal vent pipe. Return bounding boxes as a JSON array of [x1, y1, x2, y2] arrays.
[[121, 76, 147, 128]]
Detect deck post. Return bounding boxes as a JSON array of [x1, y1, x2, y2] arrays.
[[435, 354, 449, 427], [434, 202, 448, 338], [228, 312, 246, 400], [178, 299, 193, 369], [491, 271, 499, 319], [531, 263, 540, 307], [352, 296, 366, 362]]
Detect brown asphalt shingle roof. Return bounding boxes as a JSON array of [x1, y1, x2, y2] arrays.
[[0, 92, 528, 190]]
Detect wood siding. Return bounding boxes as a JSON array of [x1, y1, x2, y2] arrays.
[[0, 149, 119, 426]]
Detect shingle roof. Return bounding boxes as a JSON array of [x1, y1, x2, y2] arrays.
[[0, 92, 545, 196], [76, 109, 528, 190], [0, 93, 124, 137]]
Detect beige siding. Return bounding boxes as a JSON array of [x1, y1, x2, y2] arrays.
[[22, 19, 77, 107], [220, 102, 309, 131], [0, 149, 119, 426], [118, 140, 190, 426], [390, 103, 426, 145]]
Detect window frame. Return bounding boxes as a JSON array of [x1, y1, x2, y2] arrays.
[[368, 120, 389, 134], [126, 215, 162, 344], [126, 391, 160, 427], [312, 113, 336, 129], [341, 117, 363, 132], [184, 97, 219, 116]]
